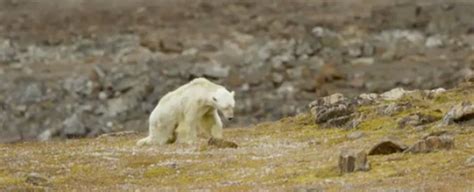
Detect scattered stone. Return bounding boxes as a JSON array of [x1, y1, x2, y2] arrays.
[[427, 88, 446, 98], [347, 45, 362, 57], [21, 84, 43, 103], [37, 127, 61, 142], [422, 130, 450, 139], [271, 73, 284, 84], [359, 93, 378, 102], [63, 76, 96, 98], [350, 57, 375, 66], [466, 156, 474, 167], [347, 131, 366, 140], [309, 93, 361, 127], [98, 91, 109, 100], [208, 138, 238, 149], [397, 113, 440, 128], [323, 93, 346, 105], [362, 43, 375, 56], [379, 102, 412, 116], [368, 140, 407, 155], [190, 60, 230, 79], [159, 39, 183, 53], [338, 149, 370, 173], [62, 113, 87, 138], [405, 135, 454, 153], [98, 131, 138, 138], [380, 87, 408, 101], [26, 173, 49, 186], [442, 102, 474, 125], [425, 35, 444, 48]]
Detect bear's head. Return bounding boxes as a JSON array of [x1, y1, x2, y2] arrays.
[[211, 88, 235, 121]]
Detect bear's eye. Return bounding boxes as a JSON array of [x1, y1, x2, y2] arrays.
[[212, 97, 217, 102]]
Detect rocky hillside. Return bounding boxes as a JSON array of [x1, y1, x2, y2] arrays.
[[1, 0, 474, 142], [1, 82, 473, 191]]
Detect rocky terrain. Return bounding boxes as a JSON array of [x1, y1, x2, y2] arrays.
[[1, 81, 473, 191], [1, 1, 473, 190], [1, 0, 474, 141]]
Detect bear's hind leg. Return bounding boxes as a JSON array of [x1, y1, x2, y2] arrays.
[[137, 121, 175, 146]]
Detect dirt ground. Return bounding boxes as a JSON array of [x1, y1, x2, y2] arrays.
[[1, 82, 473, 191]]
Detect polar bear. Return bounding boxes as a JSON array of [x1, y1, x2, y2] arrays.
[[137, 77, 235, 146]]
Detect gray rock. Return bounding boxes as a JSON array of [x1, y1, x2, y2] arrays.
[[379, 102, 411, 116], [271, 73, 284, 84], [466, 156, 474, 167], [405, 135, 454, 153], [359, 93, 378, 102], [62, 113, 86, 138], [425, 35, 444, 48], [0, 38, 16, 64], [295, 39, 314, 58], [311, 26, 340, 47], [350, 57, 375, 66], [26, 172, 49, 186], [21, 84, 44, 103], [286, 67, 303, 80], [397, 113, 440, 128], [368, 139, 407, 155], [347, 45, 362, 57], [190, 61, 230, 79], [106, 77, 152, 118], [442, 102, 474, 125], [338, 149, 370, 173], [362, 43, 375, 56], [309, 93, 356, 128], [159, 38, 183, 53], [375, 30, 425, 45], [380, 87, 408, 101], [63, 75, 96, 97], [347, 131, 366, 140]]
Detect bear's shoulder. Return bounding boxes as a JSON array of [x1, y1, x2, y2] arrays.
[[188, 78, 221, 89]]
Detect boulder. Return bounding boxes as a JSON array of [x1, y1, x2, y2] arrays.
[[338, 149, 370, 173], [405, 135, 454, 153], [442, 102, 474, 125], [26, 172, 49, 186], [368, 140, 407, 155]]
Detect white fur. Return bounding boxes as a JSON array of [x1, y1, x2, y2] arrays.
[[137, 78, 235, 146]]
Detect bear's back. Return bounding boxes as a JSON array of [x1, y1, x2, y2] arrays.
[[158, 78, 221, 105]]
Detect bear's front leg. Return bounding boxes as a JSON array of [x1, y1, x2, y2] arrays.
[[198, 109, 223, 139], [210, 109, 223, 139]]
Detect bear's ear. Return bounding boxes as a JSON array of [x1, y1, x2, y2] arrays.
[[230, 91, 235, 96]]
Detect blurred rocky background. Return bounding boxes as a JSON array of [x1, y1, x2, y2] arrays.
[[1, 0, 474, 142]]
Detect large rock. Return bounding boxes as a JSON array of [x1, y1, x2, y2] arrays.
[[338, 149, 370, 173], [20, 83, 44, 103], [397, 113, 440, 128], [368, 139, 407, 155], [62, 113, 87, 138], [405, 135, 454, 153], [380, 87, 408, 101], [309, 93, 367, 128], [442, 102, 474, 125]]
